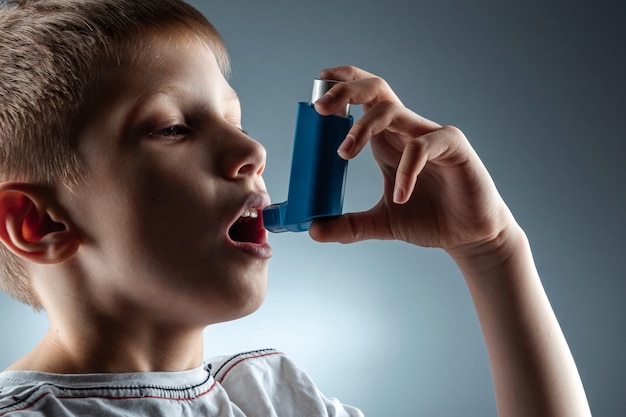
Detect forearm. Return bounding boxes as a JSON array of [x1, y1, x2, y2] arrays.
[[449, 225, 591, 417]]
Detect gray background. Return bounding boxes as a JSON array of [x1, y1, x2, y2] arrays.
[[1, 0, 624, 415]]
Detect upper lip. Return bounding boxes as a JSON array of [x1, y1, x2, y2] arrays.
[[226, 191, 271, 237], [240, 192, 271, 217]]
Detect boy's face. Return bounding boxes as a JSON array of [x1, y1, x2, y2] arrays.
[[59, 32, 271, 326]]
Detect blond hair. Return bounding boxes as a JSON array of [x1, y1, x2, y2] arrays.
[[0, 0, 230, 308]]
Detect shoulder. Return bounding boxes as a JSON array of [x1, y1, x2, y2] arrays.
[[209, 348, 288, 383], [208, 349, 363, 417], [0, 366, 217, 416], [0, 371, 51, 416], [209, 348, 307, 401], [0, 350, 363, 417]]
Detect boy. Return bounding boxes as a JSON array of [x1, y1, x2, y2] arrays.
[[0, 0, 591, 416]]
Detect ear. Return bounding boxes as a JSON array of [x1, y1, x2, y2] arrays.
[[0, 182, 79, 264]]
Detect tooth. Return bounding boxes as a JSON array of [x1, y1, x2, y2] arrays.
[[240, 208, 258, 219]]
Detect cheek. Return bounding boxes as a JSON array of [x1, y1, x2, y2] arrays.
[[130, 148, 219, 231], [71, 144, 227, 269], [126, 169, 223, 256]]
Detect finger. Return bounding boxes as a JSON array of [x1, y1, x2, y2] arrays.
[[392, 126, 466, 204], [313, 75, 399, 117], [336, 100, 399, 159], [392, 138, 429, 204], [319, 65, 378, 82], [340, 102, 441, 160], [308, 206, 387, 244]]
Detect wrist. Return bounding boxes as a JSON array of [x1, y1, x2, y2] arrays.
[[446, 222, 529, 281]]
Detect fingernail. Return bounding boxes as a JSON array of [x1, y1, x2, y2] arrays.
[[338, 135, 355, 157], [315, 93, 332, 106], [393, 185, 405, 204]]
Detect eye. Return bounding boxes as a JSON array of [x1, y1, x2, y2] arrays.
[[149, 124, 190, 140]]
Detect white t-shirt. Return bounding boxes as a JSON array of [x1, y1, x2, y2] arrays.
[[0, 349, 363, 416]]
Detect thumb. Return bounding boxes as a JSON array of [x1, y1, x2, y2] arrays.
[[308, 205, 389, 244]]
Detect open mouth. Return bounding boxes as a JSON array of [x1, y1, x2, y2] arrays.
[[228, 208, 266, 244]]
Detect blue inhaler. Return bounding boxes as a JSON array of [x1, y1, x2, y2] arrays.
[[263, 79, 354, 233]]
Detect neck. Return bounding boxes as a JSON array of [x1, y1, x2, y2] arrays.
[[7, 311, 205, 374]]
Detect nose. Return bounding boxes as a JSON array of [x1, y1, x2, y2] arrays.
[[220, 129, 267, 180]]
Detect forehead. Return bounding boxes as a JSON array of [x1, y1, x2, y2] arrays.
[[92, 32, 237, 110], [117, 22, 231, 77], [121, 31, 229, 88]]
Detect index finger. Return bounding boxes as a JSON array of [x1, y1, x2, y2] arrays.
[[320, 65, 380, 82], [314, 66, 402, 116]]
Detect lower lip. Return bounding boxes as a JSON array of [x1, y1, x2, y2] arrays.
[[230, 240, 273, 259]]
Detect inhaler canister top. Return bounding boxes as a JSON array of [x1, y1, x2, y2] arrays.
[[311, 79, 350, 117]]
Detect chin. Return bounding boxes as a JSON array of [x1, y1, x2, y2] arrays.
[[204, 266, 269, 325], [235, 274, 268, 319], [236, 292, 266, 320]]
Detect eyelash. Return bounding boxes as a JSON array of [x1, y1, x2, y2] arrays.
[[149, 124, 190, 140], [147, 124, 248, 142]]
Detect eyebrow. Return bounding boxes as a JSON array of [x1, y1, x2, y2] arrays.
[[127, 84, 241, 119]]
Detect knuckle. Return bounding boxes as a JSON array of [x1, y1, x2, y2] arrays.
[[343, 65, 361, 80], [405, 136, 428, 155], [396, 161, 413, 177], [367, 99, 401, 117], [440, 124, 466, 140], [370, 75, 390, 92], [378, 99, 401, 112], [333, 214, 360, 244]]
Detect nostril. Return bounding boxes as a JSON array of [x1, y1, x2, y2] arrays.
[[237, 163, 256, 176]]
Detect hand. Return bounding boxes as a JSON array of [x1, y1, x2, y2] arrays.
[[310, 68, 593, 417], [310, 66, 517, 256]]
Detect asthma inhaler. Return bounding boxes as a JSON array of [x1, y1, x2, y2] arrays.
[[263, 79, 354, 233]]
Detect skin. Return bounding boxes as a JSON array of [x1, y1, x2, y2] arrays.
[[311, 66, 591, 417], [0, 34, 590, 416], [4, 33, 271, 373]]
